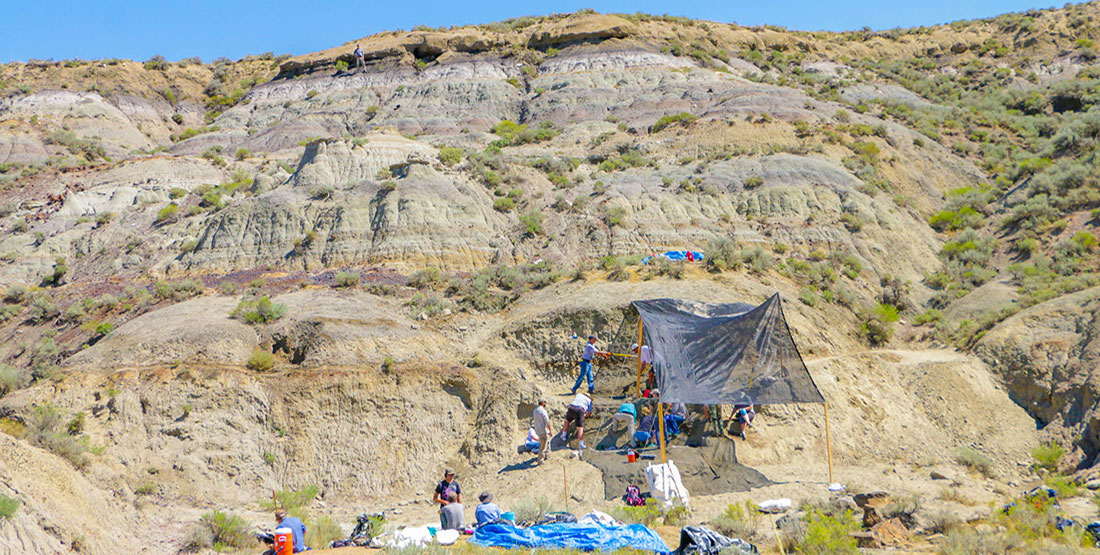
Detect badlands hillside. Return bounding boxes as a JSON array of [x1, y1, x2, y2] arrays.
[[0, 4, 1099, 553]]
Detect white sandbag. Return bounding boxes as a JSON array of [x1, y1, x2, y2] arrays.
[[828, 483, 845, 492], [645, 459, 690, 508], [757, 498, 791, 513], [435, 529, 460, 545], [383, 526, 433, 549], [578, 510, 621, 526]]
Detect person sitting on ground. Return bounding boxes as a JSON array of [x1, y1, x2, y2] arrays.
[[441, 492, 464, 530], [520, 427, 540, 454], [264, 509, 307, 554], [475, 491, 502, 527], [432, 469, 462, 527], [612, 400, 638, 447], [734, 403, 755, 440], [664, 401, 688, 439], [561, 391, 594, 449], [634, 406, 657, 446], [531, 398, 553, 465], [353, 43, 365, 72], [572, 334, 609, 395]]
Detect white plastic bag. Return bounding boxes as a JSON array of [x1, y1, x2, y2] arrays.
[[644, 459, 690, 508], [757, 498, 791, 513], [435, 529, 460, 545], [578, 510, 622, 526], [383, 526, 433, 549]]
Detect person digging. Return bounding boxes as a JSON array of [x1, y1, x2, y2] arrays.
[[571, 334, 609, 395], [560, 391, 594, 450]]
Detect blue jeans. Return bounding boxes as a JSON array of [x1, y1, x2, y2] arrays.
[[665, 414, 685, 437], [572, 360, 594, 392]]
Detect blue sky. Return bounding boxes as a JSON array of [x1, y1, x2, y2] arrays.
[[0, 1, 1066, 63]]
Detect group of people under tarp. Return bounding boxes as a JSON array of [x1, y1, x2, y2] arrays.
[[558, 333, 757, 453]]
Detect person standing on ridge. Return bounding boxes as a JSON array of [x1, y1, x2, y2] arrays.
[[353, 43, 365, 72], [572, 334, 608, 394]]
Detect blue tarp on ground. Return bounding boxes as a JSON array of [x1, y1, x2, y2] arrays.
[[642, 251, 704, 264], [471, 522, 671, 553]]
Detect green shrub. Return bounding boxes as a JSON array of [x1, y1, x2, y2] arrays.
[[335, 60, 349, 72], [230, 296, 287, 324], [605, 206, 627, 226], [0, 494, 20, 519], [799, 509, 858, 554], [519, 210, 543, 235], [438, 147, 463, 166], [0, 365, 27, 397], [743, 176, 764, 189], [154, 278, 204, 300], [4, 284, 27, 304], [143, 55, 169, 71], [407, 267, 442, 289], [383, 356, 394, 372], [651, 112, 698, 133], [334, 271, 360, 287], [493, 198, 515, 212], [1032, 441, 1064, 473], [306, 515, 344, 549], [27, 403, 87, 467], [179, 239, 199, 254], [134, 483, 157, 495], [95, 322, 113, 336], [1044, 474, 1081, 498], [168, 187, 187, 199], [799, 287, 819, 307], [260, 485, 319, 512], [247, 349, 274, 371], [710, 501, 761, 541], [200, 511, 251, 550], [914, 309, 943, 325], [235, 148, 250, 161], [28, 295, 58, 324], [155, 203, 179, 223], [513, 497, 555, 523], [705, 237, 741, 272], [955, 447, 995, 478]]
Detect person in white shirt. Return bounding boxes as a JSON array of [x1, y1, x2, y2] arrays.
[[560, 391, 594, 449]]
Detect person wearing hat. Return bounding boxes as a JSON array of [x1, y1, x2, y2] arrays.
[[432, 469, 462, 527], [531, 398, 553, 465], [561, 390, 594, 449], [571, 334, 609, 395], [475, 491, 502, 527], [632, 343, 653, 368]]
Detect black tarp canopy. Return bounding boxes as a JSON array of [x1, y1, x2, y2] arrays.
[[632, 293, 824, 406]]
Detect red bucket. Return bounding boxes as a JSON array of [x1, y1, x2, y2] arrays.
[[627, 452, 637, 463]]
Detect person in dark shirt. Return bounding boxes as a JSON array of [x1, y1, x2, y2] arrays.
[[432, 469, 462, 527]]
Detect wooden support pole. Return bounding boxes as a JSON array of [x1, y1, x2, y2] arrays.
[[636, 317, 644, 398], [657, 400, 667, 464], [824, 402, 834, 484], [562, 465, 568, 509]]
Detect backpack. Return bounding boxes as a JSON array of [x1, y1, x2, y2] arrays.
[[626, 485, 645, 507]]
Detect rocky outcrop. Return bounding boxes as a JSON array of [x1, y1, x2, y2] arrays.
[[974, 286, 1100, 464]]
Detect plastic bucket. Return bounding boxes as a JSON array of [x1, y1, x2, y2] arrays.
[[627, 452, 637, 463]]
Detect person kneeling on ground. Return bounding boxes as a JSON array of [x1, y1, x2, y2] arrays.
[[441, 492, 464, 530], [634, 406, 657, 446], [475, 491, 502, 527], [664, 401, 687, 440], [612, 400, 637, 447], [561, 391, 594, 450], [432, 469, 462, 527], [263, 509, 307, 554]]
